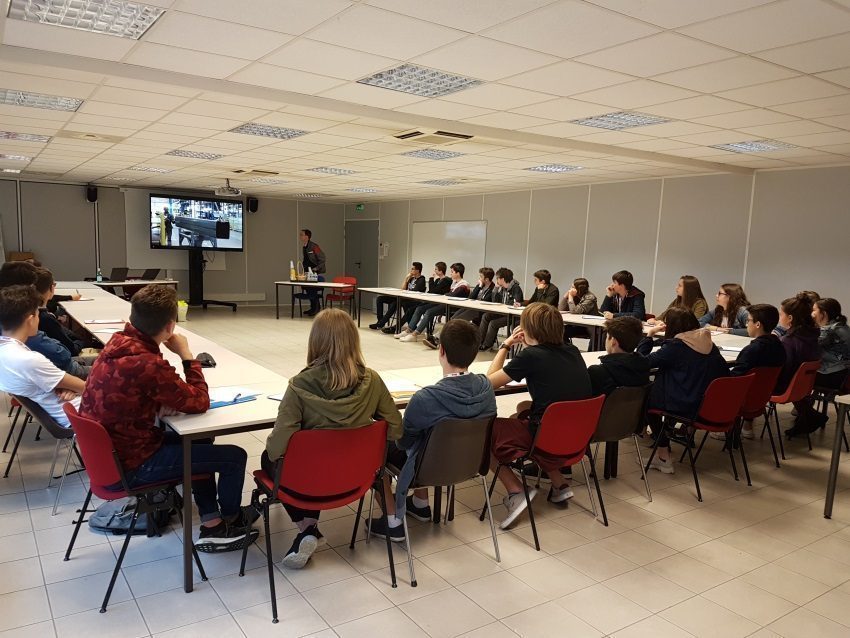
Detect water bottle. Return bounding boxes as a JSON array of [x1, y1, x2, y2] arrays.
[[289, 260, 297, 281], [96, 267, 103, 282]]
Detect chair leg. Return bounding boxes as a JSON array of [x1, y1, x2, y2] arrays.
[[350, 495, 365, 549], [34, 425, 41, 441], [47, 439, 61, 488], [519, 469, 540, 551], [772, 404, 786, 460], [683, 429, 703, 502], [585, 449, 608, 526], [64, 489, 93, 561], [52, 439, 75, 516], [447, 485, 455, 522], [644, 428, 662, 473], [481, 475, 500, 562], [691, 431, 710, 465], [2, 404, 21, 453], [480, 465, 501, 522], [3, 414, 29, 478], [763, 409, 781, 468], [376, 479, 398, 588], [806, 431, 813, 451], [400, 513, 416, 587], [262, 501, 278, 623], [365, 489, 375, 545], [737, 429, 752, 487], [726, 431, 739, 481], [582, 458, 596, 517], [632, 435, 652, 502], [101, 501, 141, 612]]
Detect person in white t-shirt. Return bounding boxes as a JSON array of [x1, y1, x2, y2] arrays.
[[0, 285, 85, 426]]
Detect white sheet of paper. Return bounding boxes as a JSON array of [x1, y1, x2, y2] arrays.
[[92, 328, 121, 335], [268, 393, 284, 401], [209, 386, 260, 403], [84, 319, 124, 324]]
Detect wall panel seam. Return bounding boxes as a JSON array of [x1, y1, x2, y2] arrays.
[[742, 174, 756, 289], [649, 179, 665, 314]]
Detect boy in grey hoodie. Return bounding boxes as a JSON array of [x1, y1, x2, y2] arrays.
[[369, 320, 497, 541]]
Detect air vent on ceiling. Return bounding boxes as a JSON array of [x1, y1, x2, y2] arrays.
[[394, 129, 473, 146], [55, 130, 125, 143], [231, 169, 280, 176]]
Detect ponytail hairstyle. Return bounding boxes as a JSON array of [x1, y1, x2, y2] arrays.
[[677, 275, 707, 312], [711, 283, 749, 327], [573, 277, 589, 299], [815, 298, 847, 326], [781, 292, 817, 336]]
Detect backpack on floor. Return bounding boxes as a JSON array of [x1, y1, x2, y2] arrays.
[[88, 494, 173, 536]]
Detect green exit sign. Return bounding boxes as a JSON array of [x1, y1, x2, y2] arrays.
[[355, 203, 365, 212]]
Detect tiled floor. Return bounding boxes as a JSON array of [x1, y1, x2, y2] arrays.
[[2, 305, 850, 637]]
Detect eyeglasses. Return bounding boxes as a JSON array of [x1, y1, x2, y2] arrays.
[[717, 291, 729, 297]]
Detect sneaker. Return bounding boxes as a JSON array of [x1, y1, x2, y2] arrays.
[[647, 457, 675, 475], [381, 326, 396, 334], [394, 329, 411, 340], [741, 427, 754, 440], [196, 521, 260, 553], [709, 431, 727, 440], [232, 504, 261, 529], [550, 484, 574, 504], [365, 517, 405, 542], [400, 332, 420, 342], [368, 323, 382, 330], [500, 489, 537, 529], [405, 496, 432, 522], [423, 336, 438, 349], [281, 526, 320, 569]]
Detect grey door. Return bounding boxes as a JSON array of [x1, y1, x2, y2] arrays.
[[344, 220, 379, 309]]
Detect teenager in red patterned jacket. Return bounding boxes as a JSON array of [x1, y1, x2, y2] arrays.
[[80, 285, 258, 553]]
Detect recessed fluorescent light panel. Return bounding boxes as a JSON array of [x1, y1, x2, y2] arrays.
[[401, 148, 465, 161], [229, 123, 308, 140], [526, 164, 583, 173], [165, 150, 224, 160], [358, 63, 482, 98], [8, 0, 165, 40], [348, 187, 378, 193], [309, 166, 356, 176], [420, 179, 463, 186], [0, 154, 31, 161], [1, 169, 21, 173], [0, 130, 51, 142], [249, 177, 287, 184], [130, 165, 171, 173], [710, 140, 797, 153], [571, 111, 669, 130], [103, 176, 132, 181], [0, 88, 83, 112], [293, 193, 332, 199]]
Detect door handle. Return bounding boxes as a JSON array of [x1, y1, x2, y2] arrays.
[[354, 261, 361, 267]]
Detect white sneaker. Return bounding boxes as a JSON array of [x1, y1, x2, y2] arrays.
[[500, 489, 537, 529], [550, 485, 574, 503], [399, 332, 420, 342], [648, 457, 675, 474], [709, 431, 727, 440], [394, 329, 410, 340], [741, 427, 754, 440]]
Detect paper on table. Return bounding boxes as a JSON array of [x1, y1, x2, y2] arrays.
[[581, 315, 606, 320], [480, 301, 504, 306], [268, 393, 284, 401], [384, 379, 420, 399], [92, 328, 121, 335], [84, 319, 124, 324], [507, 378, 527, 387], [209, 386, 260, 403], [69, 297, 94, 301], [720, 346, 744, 352]]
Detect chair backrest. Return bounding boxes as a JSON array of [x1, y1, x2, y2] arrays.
[[330, 276, 357, 295], [109, 267, 129, 281], [63, 403, 123, 496], [141, 268, 160, 280], [534, 395, 606, 461], [740, 367, 783, 419], [774, 360, 822, 403], [278, 420, 387, 509], [414, 416, 494, 487], [696, 374, 755, 427], [14, 395, 73, 441], [592, 385, 652, 442]]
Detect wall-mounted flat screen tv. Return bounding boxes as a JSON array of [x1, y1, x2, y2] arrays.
[[150, 194, 243, 252]]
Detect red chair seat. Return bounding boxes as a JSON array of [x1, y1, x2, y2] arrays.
[[10, 398, 20, 408], [91, 474, 211, 500]]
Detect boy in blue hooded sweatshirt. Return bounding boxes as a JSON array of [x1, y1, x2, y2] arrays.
[[369, 319, 497, 541]]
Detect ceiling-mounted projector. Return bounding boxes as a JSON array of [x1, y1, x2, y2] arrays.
[[214, 179, 241, 197]]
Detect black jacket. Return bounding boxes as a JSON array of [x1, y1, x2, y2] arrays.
[[497, 280, 523, 306], [301, 240, 326, 274], [428, 276, 452, 295], [404, 275, 426, 292], [468, 282, 496, 302], [38, 308, 84, 356], [527, 284, 560, 307], [731, 334, 786, 376], [601, 286, 646, 319], [588, 352, 652, 396]]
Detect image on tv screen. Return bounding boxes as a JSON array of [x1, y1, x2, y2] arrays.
[[150, 194, 243, 251]]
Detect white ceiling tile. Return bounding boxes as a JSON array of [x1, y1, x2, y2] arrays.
[[395, 99, 494, 120], [441, 84, 552, 109], [124, 43, 250, 79], [365, 0, 553, 32], [584, 0, 774, 28], [158, 112, 241, 131], [816, 114, 850, 130], [483, 0, 658, 58], [320, 123, 398, 141], [572, 80, 697, 108], [318, 83, 425, 109], [817, 142, 850, 154], [174, 101, 271, 122], [653, 57, 797, 93], [672, 130, 754, 145], [570, 130, 653, 144], [643, 96, 750, 119], [308, 5, 464, 59], [91, 88, 190, 112], [0, 104, 72, 122], [103, 77, 200, 98], [520, 121, 601, 138], [501, 61, 632, 97], [229, 63, 346, 95], [70, 113, 148, 130], [462, 112, 554, 130], [755, 34, 850, 74], [780, 131, 850, 146], [719, 76, 846, 107], [174, 0, 351, 34], [691, 109, 797, 128], [617, 139, 697, 151], [576, 33, 735, 77], [817, 68, 850, 89], [511, 98, 612, 120], [772, 94, 850, 118], [0, 70, 96, 100], [261, 39, 397, 81], [1, 20, 135, 61], [77, 101, 168, 121], [412, 37, 557, 82], [679, 0, 850, 53], [280, 105, 355, 123], [637, 121, 719, 137], [736, 120, 839, 138], [0, 61, 105, 86], [252, 112, 341, 132]]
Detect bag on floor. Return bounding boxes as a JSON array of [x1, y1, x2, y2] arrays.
[[88, 494, 173, 536]]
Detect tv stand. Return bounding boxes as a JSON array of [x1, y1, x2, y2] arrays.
[[188, 249, 236, 312]]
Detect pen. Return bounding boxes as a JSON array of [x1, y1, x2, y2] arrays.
[[75, 289, 79, 295], [232, 393, 242, 403]]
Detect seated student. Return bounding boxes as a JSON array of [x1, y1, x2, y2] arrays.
[[654, 275, 708, 322], [601, 270, 646, 320], [729, 304, 786, 439], [400, 263, 469, 345], [637, 308, 730, 474], [698, 283, 749, 336], [263, 308, 402, 568], [0, 285, 86, 427], [587, 316, 651, 396], [487, 303, 592, 528], [524, 270, 559, 307], [451, 266, 496, 324], [395, 262, 451, 340], [0, 261, 39, 289], [812, 298, 850, 389], [369, 262, 426, 331], [80, 285, 255, 552], [773, 290, 820, 338], [479, 267, 523, 351], [368, 320, 497, 540], [559, 277, 599, 342]]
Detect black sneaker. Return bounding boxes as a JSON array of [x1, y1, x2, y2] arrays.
[[233, 504, 261, 528], [381, 326, 396, 334], [423, 336, 438, 349], [405, 496, 432, 522], [368, 323, 382, 330], [196, 521, 259, 553], [281, 525, 320, 569], [365, 517, 405, 542]]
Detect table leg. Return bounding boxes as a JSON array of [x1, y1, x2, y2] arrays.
[[357, 290, 362, 327], [182, 436, 193, 592], [824, 403, 847, 519], [395, 298, 402, 333], [290, 286, 295, 319], [275, 285, 279, 320]]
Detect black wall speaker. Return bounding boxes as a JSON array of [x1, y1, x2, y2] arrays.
[[247, 197, 259, 213], [86, 186, 98, 203]]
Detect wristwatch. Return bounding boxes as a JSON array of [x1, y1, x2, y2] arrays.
[[499, 343, 512, 351]]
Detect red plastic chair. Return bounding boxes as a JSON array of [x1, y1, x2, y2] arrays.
[[240, 420, 395, 623], [324, 276, 357, 317], [2, 396, 22, 453], [62, 404, 208, 613], [481, 395, 606, 551], [647, 374, 754, 502], [739, 367, 784, 469], [763, 360, 821, 455]]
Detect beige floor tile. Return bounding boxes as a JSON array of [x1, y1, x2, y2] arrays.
[[682, 539, 765, 577], [604, 567, 695, 612], [659, 596, 759, 638], [509, 555, 596, 599], [509, 519, 590, 553], [556, 543, 639, 581], [633, 519, 711, 551], [805, 532, 850, 565], [153, 614, 246, 637], [740, 563, 832, 605], [335, 607, 428, 638], [557, 583, 652, 634], [458, 571, 543, 619], [469, 532, 541, 569], [363, 560, 452, 605], [233, 592, 328, 638], [0, 587, 52, 632], [596, 530, 677, 566], [418, 544, 502, 586], [55, 600, 149, 638], [136, 581, 228, 634], [644, 554, 734, 593], [303, 575, 393, 626], [610, 615, 696, 638], [702, 578, 797, 625], [502, 600, 603, 638], [774, 547, 850, 586], [804, 588, 850, 628], [47, 570, 134, 618], [719, 527, 798, 561], [399, 589, 495, 638], [768, 607, 849, 638], [0, 620, 56, 638], [456, 621, 519, 638], [209, 564, 296, 612]]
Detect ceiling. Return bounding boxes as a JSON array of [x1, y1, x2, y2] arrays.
[[0, 0, 849, 201]]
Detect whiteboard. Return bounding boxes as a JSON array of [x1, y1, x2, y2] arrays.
[[411, 221, 487, 280]]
